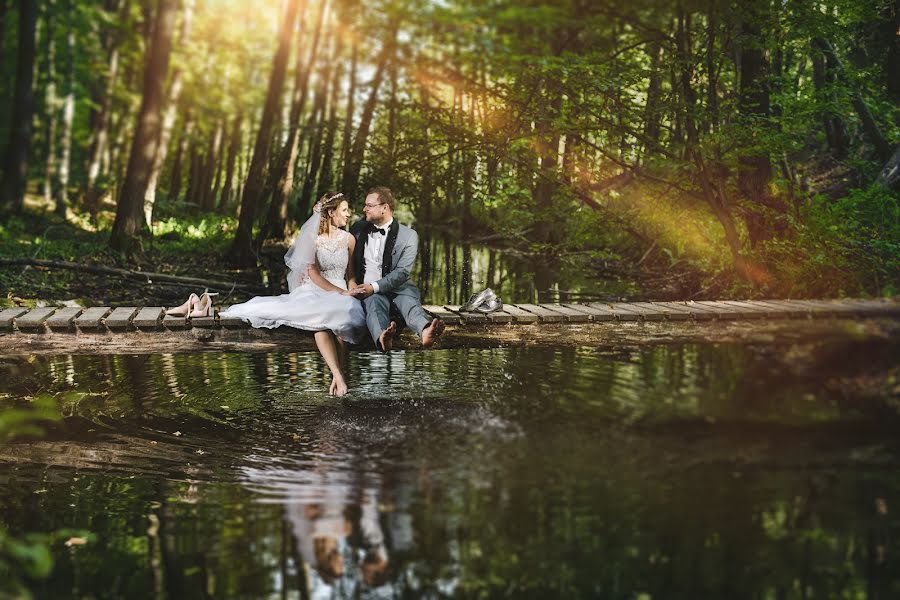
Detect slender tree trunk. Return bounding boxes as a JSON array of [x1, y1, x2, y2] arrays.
[[642, 40, 663, 158], [84, 0, 123, 206], [109, 0, 178, 254], [144, 0, 194, 224], [43, 0, 58, 206], [201, 123, 222, 211], [259, 0, 326, 242], [0, 0, 38, 213], [315, 48, 343, 199], [812, 49, 849, 158], [184, 140, 200, 206], [43, 0, 59, 204], [227, 0, 301, 265], [168, 114, 192, 202], [298, 46, 336, 216], [813, 37, 892, 160], [0, 1, 9, 63], [218, 113, 241, 212], [55, 13, 75, 216], [338, 41, 357, 182], [736, 0, 776, 247], [341, 26, 396, 201]]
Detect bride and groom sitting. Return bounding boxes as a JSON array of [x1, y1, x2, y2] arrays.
[[221, 186, 445, 396]]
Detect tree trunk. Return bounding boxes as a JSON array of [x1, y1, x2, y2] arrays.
[[298, 53, 334, 217], [227, 0, 300, 266], [144, 0, 194, 224], [641, 40, 663, 158], [168, 114, 192, 203], [259, 0, 326, 243], [876, 144, 900, 192], [201, 123, 222, 211], [0, 1, 9, 63], [218, 113, 241, 213], [55, 15, 75, 216], [812, 48, 849, 158], [340, 25, 396, 201], [109, 0, 178, 254], [184, 140, 201, 206], [84, 0, 123, 206], [43, 0, 58, 206], [813, 37, 892, 160], [0, 0, 38, 213], [736, 0, 775, 247], [338, 41, 357, 182], [315, 45, 343, 200]]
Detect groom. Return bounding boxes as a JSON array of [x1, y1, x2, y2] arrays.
[[348, 186, 445, 351]]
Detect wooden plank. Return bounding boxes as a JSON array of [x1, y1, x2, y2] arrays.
[[219, 314, 249, 328], [46, 307, 84, 330], [163, 314, 189, 329], [585, 303, 630, 321], [588, 303, 646, 321], [105, 306, 139, 329], [132, 307, 164, 330], [718, 300, 782, 318], [622, 302, 669, 321], [15, 308, 57, 331], [484, 309, 513, 324], [660, 302, 719, 321], [541, 303, 591, 322], [693, 301, 755, 319], [785, 299, 854, 316], [560, 303, 614, 322], [190, 316, 218, 328], [495, 304, 540, 324], [510, 303, 565, 323], [749, 299, 809, 318], [630, 302, 692, 321], [74, 307, 111, 329], [0, 308, 29, 331], [444, 305, 489, 324], [422, 305, 462, 325]]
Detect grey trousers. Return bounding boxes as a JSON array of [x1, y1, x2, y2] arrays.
[[363, 283, 432, 349]]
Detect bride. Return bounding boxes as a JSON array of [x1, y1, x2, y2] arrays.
[[221, 192, 365, 396]]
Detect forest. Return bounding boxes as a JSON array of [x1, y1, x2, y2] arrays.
[[0, 0, 898, 304]]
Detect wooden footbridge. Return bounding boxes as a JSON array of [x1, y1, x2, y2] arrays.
[[0, 298, 897, 355]]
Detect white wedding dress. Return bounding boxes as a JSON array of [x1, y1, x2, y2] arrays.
[[220, 229, 366, 343]]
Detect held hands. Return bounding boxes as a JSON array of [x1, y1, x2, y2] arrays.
[[346, 284, 374, 298]]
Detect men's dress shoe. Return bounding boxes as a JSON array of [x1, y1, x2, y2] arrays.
[[463, 288, 497, 312]]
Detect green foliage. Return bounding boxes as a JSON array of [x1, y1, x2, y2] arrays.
[[0, 395, 73, 598]]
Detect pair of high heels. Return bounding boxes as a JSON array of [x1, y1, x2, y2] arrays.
[[166, 292, 218, 318]]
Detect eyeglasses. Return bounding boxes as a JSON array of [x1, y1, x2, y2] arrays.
[[363, 202, 385, 209]]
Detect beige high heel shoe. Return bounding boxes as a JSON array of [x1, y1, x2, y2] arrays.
[[166, 293, 199, 316], [188, 292, 218, 318]]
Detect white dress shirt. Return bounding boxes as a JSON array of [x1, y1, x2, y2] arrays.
[[363, 218, 393, 293]]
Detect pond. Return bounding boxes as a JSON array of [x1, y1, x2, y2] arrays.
[[1, 334, 899, 598]]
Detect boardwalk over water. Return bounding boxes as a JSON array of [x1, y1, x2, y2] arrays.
[[1, 298, 898, 355]]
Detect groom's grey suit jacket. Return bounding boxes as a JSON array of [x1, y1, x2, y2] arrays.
[[350, 219, 419, 296]]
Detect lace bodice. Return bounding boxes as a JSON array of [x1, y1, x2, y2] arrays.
[[315, 230, 351, 289]]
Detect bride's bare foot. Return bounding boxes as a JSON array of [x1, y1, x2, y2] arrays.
[[422, 318, 445, 348], [329, 375, 348, 397], [379, 321, 397, 352]]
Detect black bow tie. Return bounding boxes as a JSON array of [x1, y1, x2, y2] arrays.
[[370, 226, 387, 236]]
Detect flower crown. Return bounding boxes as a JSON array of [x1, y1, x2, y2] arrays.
[[313, 192, 344, 213]]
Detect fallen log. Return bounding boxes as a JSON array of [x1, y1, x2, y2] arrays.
[[0, 257, 265, 293]]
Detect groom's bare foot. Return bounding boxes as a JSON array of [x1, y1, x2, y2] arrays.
[[379, 321, 397, 352], [422, 318, 445, 348], [330, 376, 348, 397]]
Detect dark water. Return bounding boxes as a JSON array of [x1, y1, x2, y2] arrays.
[[2, 336, 900, 598]]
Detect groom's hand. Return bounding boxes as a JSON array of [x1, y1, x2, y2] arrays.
[[348, 284, 374, 298]]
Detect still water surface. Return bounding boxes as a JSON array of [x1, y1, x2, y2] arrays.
[[1, 337, 899, 598]]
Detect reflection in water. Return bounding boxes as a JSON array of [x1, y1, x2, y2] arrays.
[[1, 337, 899, 598]]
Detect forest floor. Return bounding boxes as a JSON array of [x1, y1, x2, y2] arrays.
[[0, 194, 275, 308]]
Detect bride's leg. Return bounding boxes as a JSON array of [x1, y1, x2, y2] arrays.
[[335, 336, 347, 371], [314, 331, 348, 396]]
